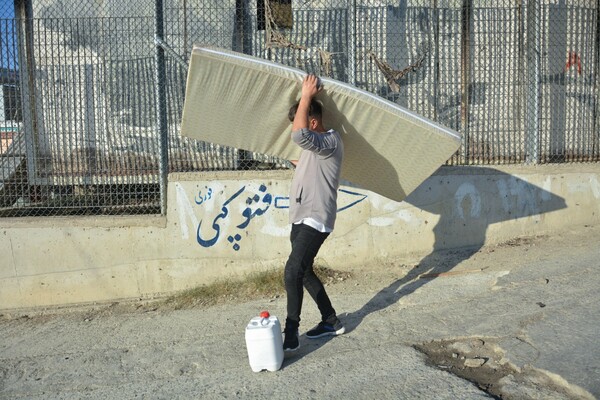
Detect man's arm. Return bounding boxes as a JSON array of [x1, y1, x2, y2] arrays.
[[292, 75, 321, 132]]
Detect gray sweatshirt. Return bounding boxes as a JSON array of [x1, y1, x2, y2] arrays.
[[289, 127, 344, 230]]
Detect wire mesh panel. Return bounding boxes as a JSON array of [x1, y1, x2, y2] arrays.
[[163, 0, 239, 172], [2, 1, 240, 217], [538, 0, 599, 162], [164, 0, 280, 171], [1, 2, 26, 213], [354, 1, 463, 166], [0, 0, 599, 218], [2, 1, 163, 216], [253, 6, 350, 82], [469, 2, 524, 164]]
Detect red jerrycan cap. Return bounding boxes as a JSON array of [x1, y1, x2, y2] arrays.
[[259, 311, 270, 318]]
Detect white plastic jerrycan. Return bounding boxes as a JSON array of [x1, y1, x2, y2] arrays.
[[245, 311, 284, 372]]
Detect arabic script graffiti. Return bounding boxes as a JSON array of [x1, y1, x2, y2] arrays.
[[176, 182, 368, 252], [195, 188, 213, 205], [197, 184, 272, 251]]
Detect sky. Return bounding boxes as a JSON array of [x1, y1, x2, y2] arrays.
[[0, 0, 13, 18], [0, 0, 17, 70]]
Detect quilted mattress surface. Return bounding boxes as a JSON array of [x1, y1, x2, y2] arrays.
[[181, 46, 461, 202]]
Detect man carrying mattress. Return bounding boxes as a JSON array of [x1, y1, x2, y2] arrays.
[[283, 74, 346, 352]]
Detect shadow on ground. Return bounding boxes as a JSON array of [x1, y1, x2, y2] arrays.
[[344, 167, 566, 333], [285, 167, 566, 366]]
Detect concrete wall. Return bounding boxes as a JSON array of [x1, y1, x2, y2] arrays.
[[1, 164, 599, 311]]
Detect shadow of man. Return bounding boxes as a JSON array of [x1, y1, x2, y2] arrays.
[[339, 166, 567, 334]]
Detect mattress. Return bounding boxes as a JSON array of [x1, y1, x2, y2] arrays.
[[180, 46, 461, 202]]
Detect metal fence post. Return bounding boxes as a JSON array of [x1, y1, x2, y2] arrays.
[[525, 0, 540, 164], [14, 0, 42, 184], [155, 0, 169, 215], [460, 0, 472, 163], [348, 0, 357, 86], [594, 0, 600, 157], [235, 0, 253, 169], [432, 0, 439, 122]]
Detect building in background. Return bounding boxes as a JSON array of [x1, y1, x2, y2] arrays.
[[0, 68, 21, 123]]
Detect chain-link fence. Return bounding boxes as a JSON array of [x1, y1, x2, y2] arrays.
[[0, 0, 599, 218]]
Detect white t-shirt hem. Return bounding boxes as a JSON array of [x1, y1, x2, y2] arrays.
[[293, 218, 332, 233]]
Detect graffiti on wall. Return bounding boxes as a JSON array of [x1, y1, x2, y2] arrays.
[[175, 173, 570, 254], [176, 183, 368, 252], [195, 188, 213, 205], [196, 184, 272, 250]]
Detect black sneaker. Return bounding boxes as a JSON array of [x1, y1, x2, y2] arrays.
[[306, 321, 345, 339], [283, 328, 299, 352]]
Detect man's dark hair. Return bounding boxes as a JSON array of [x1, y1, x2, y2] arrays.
[[288, 99, 323, 122]]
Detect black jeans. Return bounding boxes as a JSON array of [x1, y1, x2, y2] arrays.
[[284, 223, 337, 330]]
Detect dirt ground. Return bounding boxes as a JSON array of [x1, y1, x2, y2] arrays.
[[1, 225, 599, 399]]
